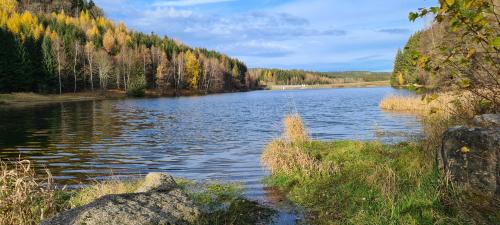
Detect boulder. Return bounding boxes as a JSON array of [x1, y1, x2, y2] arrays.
[[472, 113, 500, 127], [136, 172, 178, 193], [42, 173, 200, 225], [439, 114, 499, 200]]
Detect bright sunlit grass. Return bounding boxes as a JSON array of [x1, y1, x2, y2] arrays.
[[262, 115, 467, 224]]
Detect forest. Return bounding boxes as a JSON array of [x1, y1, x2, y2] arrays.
[[250, 68, 390, 86], [0, 0, 253, 96]]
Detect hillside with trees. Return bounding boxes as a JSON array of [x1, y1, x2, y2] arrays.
[[391, 0, 499, 113], [249, 68, 390, 86], [0, 0, 253, 96]]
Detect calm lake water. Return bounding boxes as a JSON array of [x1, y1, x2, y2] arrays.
[[0, 87, 420, 206]]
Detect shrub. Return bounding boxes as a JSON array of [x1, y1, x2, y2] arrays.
[[127, 79, 146, 97]]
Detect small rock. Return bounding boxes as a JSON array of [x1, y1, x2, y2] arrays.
[[41, 189, 200, 225], [136, 172, 177, 193], [472, 114, 500, 127]]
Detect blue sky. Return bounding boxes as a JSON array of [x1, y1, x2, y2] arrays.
[[95, 0, 437, 71]]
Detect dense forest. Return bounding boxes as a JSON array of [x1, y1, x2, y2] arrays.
[[391, 0, 499, 113], [249, 68, 390, 86], [0, 0, 253, 96]]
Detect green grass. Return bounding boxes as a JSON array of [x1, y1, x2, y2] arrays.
[[64, 177, 274, 225], [177, 180, 275, 225], [264, 140, 469, 225]]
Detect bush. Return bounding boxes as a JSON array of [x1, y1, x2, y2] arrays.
[[127, 79, 146, 97]]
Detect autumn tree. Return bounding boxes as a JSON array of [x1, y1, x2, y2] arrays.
[[102, 29, 115, 54], [185, 50, 200, 90], [155, 52, 170, 93], [95, 50, 111, 90]]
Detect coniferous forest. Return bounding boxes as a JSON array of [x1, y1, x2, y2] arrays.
[[0, 0, 253, 96]]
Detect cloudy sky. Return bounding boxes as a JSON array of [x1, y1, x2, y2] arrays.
[[94, 0, 437, 71]]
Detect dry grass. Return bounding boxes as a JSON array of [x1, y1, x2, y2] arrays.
[[0, 160, 58, 225], [68, 177, 143, 208], [283, 114, 310, 144], [379, 92, 475, 154], [262, 115, 336, 177], [379, 95, 428, 112], [262, 140, 333, 176]]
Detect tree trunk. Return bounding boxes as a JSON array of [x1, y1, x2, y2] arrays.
[[73, 42, 78, 93]]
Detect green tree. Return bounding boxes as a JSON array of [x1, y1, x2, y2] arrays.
[[0, 28, 31, 92]]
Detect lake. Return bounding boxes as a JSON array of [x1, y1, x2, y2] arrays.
[[0, 87, 420, 204]]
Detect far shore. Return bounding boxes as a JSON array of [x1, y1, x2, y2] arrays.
[[268, 80, 390, 90], [0, 81, 389, 107], [0, 91, 124, 107], [0, 89, 255, 107]]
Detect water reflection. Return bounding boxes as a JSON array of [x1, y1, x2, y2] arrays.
[[0, 87, 421, 203]]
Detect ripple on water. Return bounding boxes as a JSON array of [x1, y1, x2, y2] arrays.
[[0, 87, 421, 224]]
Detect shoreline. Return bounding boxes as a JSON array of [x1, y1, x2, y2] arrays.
[[0, 82, 388, 107], [0, 89, 258, 107], [267, 80, 390, 90]]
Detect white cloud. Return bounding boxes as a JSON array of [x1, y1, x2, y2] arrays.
[[96, 0, 437, 71]]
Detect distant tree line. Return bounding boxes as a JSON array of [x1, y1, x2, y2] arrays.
[[249, 68, 391, 86], [0, 0, 255, 95]]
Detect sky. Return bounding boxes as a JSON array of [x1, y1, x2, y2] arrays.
[[94, 0, 437, 72]]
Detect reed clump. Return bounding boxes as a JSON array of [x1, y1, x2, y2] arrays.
[[0, 160, 59, 225], [283, 114, 309, 144], [262, 115, 336, 178], [379, 95, 428, 112]]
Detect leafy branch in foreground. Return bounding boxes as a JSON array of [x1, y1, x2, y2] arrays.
[[409, 0, 499, 115]]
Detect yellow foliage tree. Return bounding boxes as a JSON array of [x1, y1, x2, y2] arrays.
[[86, 24, 99, 39], [0, 0, 16, 14], [185, 51, 200, 90], [103, 29, 115, 54]]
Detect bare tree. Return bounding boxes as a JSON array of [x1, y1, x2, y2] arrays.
[[52, 35, 65, 95], [85, 42, 95, 91], [73, 41, 80, 93], [95, 50, 112, 91]]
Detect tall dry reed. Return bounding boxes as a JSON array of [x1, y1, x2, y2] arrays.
[[0, 160, 57, 225], [262, 115, 336, 177], [283, 114, 309, 144]]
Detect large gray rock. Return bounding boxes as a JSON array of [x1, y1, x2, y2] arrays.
[[439, 115, 499, 200], [42, 173, 200, 225]]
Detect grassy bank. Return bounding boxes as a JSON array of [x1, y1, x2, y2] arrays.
[[268, 80, 390, 90], [262, 115, 476, 224], [0, 160, 274, 225]]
